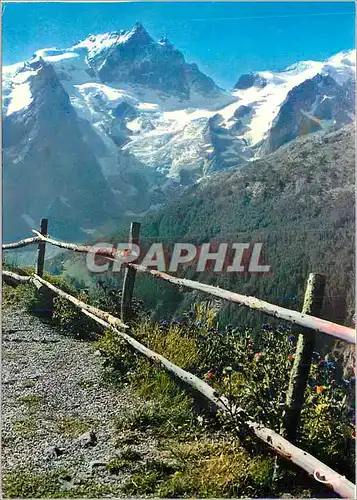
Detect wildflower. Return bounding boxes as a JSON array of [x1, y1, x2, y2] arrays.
[[309, 378, 317, 388], [262, 324, 273, 331], [188, 311, 195, 318], [348, 408, 355, 417], [350, 376, 356, 386], [288, 335, 297, 343], [351, 429, 356, 439], [278, 324, 290, 332], [160, 320, 168, 327], [312, 351, 320, 361], [204, 370, 214, 381], [254, 352, 264, 359], [223, 366, 233, 374], [327, 361, 335, 369], [287, 355, 294, 361], [315, 385, 327, 394], [318, 360, 327, 368]]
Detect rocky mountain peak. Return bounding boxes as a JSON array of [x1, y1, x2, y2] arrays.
[[78, 23, 222, 100], [123, 21, 154, 45], [2, 39, 355, 242], [234, 72, 267, 90]]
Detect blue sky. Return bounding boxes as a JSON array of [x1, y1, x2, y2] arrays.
[[2, 2, 355, 88]]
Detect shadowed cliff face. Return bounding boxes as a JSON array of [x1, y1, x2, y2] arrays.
[[2, 26, 355, 242], [90, 23, 222, 100], [261, 73, 355, 154], [3, 60, 119, 241]]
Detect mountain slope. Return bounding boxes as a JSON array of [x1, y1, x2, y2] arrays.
[[2, 23, 355, 240], [82, 22, 223, 100], [262, 72, 355, 153], [134, 124, 355, 327], [3, 58, 120, 241]]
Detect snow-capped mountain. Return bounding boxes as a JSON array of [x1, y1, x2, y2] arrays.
[[2, 23, 355, 241]]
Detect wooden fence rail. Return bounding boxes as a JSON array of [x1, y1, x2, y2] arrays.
[[129, 263, 355, 345], [2, 269, 355, 499], [3, 220, 356, 498], [2, 227, 355, 344]]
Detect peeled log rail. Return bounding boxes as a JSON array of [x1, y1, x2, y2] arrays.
[[32, 274, 128, 331], [129, 264, 356, 345], [80, 310, 355, 499], [2, 231, 355, 344], [2, 270, 32, 286], [30, 231, 117, 259], [2, 236, 41, 250], [2, 271, 128, 331], [3, 232, 116, 260]]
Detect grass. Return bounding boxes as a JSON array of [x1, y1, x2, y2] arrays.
[[120, 446, 142, 461], [2, 467, 122, 498], [122, 439, 276, 498], [18, 394, 43, 407], [13, 394, 43, 437], [122, 459, 179, 495], [13, 418, 38, 438], [55, 416, 96, 438], [2, 283, 29, 310], [21, 380, 37, 389], [157, 439, 273, 498], [106, 446, 142, 474], [135, 319, 202, 371], [115, 373, 196, 438]]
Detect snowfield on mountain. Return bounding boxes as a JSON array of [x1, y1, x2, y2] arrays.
[[2, 22, 355, 241]]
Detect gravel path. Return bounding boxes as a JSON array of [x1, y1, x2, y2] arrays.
[[2, 307, 158, 496]]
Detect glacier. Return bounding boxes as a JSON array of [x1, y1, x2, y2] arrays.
[[2, 22, 355, 241]]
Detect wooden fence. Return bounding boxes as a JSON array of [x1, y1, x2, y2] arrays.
[[2, 219, 356, 498]]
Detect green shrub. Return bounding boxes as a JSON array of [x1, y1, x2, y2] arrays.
[[116, 377, 195, 438], [300, 362, 355, 476], [94, 327, 139, 385], [52, 293, 99, 339], [88, 278, 144, 319]]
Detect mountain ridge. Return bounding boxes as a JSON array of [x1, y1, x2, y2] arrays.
[[2, 24, 355, 240], [131, 123, 355, 327]]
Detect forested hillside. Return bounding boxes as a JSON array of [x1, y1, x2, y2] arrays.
[[125, 125, 355, 330]]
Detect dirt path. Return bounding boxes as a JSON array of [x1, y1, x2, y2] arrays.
[[2, 308, 158, 497]]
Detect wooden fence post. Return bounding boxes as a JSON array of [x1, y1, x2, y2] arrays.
[[35, 218, 48, 277], [281, 273, 326, 442], [121, 222, 141, 323]]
